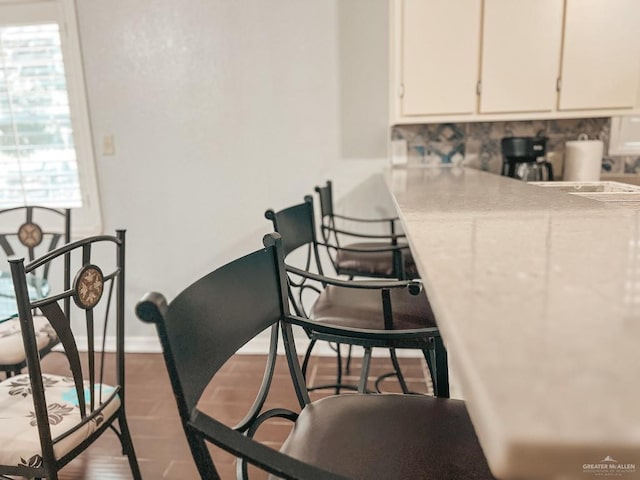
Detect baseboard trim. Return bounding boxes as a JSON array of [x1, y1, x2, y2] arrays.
[[72, 336, 423, 358]]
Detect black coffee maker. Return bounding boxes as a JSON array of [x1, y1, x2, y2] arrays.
[[501, 136, 554, 181]]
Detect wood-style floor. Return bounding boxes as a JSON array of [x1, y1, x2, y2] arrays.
[[38, 350, 431, 479]]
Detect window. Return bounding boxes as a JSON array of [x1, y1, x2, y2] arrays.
[[0, 0, 101, 235]]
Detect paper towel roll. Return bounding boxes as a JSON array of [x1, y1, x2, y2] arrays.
[[563, 139, 604, 181]]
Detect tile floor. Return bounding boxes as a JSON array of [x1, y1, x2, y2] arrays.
[[36, 349, 431, 479]]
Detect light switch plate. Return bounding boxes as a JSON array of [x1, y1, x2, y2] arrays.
[[103, 135, 115, 156]]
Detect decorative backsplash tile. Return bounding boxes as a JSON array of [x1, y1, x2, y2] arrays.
[[391, 118, 640, 178], [622, 157, 640, 174]]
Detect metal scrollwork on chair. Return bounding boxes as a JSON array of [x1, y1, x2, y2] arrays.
[[18, 222, 44, 249], [135, 233, 494, 480], [73, 265, 104, 310], [0, 230, 141, 480], [0, 207, 71, 378], [265, 196, 449, 398]]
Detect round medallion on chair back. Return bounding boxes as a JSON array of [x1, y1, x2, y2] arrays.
[[17, 222, 43, 248], [73, 265, 104, 309]]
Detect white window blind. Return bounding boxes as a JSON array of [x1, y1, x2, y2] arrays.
[[0, 23, 82, 207], [0, 0, 102, 236]]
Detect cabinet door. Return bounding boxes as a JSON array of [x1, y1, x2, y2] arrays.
[[559, 0, 640, 111], [479, 0, 563, 113], [401, 0, 481, 116]]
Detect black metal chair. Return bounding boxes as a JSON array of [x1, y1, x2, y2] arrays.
[[314, 180, 418, 280], [135, 233, 494, 480], [0, 206, 71, 377], [265, 197, 449, 397], [0, 230, 141, 480]]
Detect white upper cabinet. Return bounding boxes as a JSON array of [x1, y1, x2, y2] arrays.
[[558, 0, 640, 111], [401, 0, 481, 116], [391, 0, 640, 124], [479, 0, 563, 114]]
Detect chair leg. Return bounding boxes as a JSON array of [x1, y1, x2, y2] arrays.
[[301, 338, 317, 380], [358, 347, 373, 393], [185, 429, 222, 480], [345, 344, 353, 374], [334, 343, 343, 395], [343, 276, 355, 377], [422, 348, 434, 392], [389, 348, 410, 394], [434, 336, 450, 398], [306, 341, 368, 394], [425, 337, 450, 398], [118, 411, 142, 480]]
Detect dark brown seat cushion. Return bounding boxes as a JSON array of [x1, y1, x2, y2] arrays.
[[310, 284, 436, 331], [336, 242, 419, 279], [276, 394, 495, 480]]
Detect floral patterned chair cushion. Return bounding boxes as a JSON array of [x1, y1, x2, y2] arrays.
[[0, 374, 120, 468], [0, 316, 58, 366]]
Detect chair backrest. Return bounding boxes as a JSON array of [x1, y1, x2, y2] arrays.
[[314, 180, 335, 219], [136, 234, 316, 478], [9, 230, 126, 469], [0, 206, 71, 265], [264, 196, 324, 273], [265, 197, 330, 318], [314, 181, 340, 247], [0, 206, 71, 318], [136, 233, 299, 421]]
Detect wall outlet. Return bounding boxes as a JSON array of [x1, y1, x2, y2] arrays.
[[390, 139, 408, 166], [103, 135, 115, 156]]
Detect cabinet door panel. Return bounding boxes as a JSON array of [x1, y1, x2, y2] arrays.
[[559, 0, 640, 111], [401, 0, 481, 116], [480, 0, 563, 113]]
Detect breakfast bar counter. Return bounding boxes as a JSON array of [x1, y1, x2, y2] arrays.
[[386, 166, 640, 479]]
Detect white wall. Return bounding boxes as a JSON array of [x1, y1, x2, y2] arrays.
[[74, 0, 393, 346]]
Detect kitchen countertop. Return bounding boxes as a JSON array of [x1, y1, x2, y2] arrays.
[[602, 174, 640, 186], [386, 166, 640, 479]]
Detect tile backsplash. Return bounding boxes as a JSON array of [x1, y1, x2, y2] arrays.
[[392, 118, 640, 177]]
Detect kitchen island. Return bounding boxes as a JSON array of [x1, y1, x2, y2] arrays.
[[386, 166, 640, 479]]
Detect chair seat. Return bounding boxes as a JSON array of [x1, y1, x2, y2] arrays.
[[0, 373, 120, 468], [335, 242, 418, 279], [0, 316, 58, 366], [276, 394, 494, 480], [310, 284, 436, 331]]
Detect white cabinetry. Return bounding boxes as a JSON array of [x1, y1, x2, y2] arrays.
[[479, 0, 563, 114], [391, 0, 640, 124], [558, 0, 640, 111], [401, 0, 480, 116]]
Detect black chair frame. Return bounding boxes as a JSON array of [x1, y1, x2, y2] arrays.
[[136, 233, 457, 480], [314, 180, 411, 280], [0, 230, 141, 480], [265, 197, 449, 397], [0, 206, 71, 376], [0, 206, 71, 266]]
